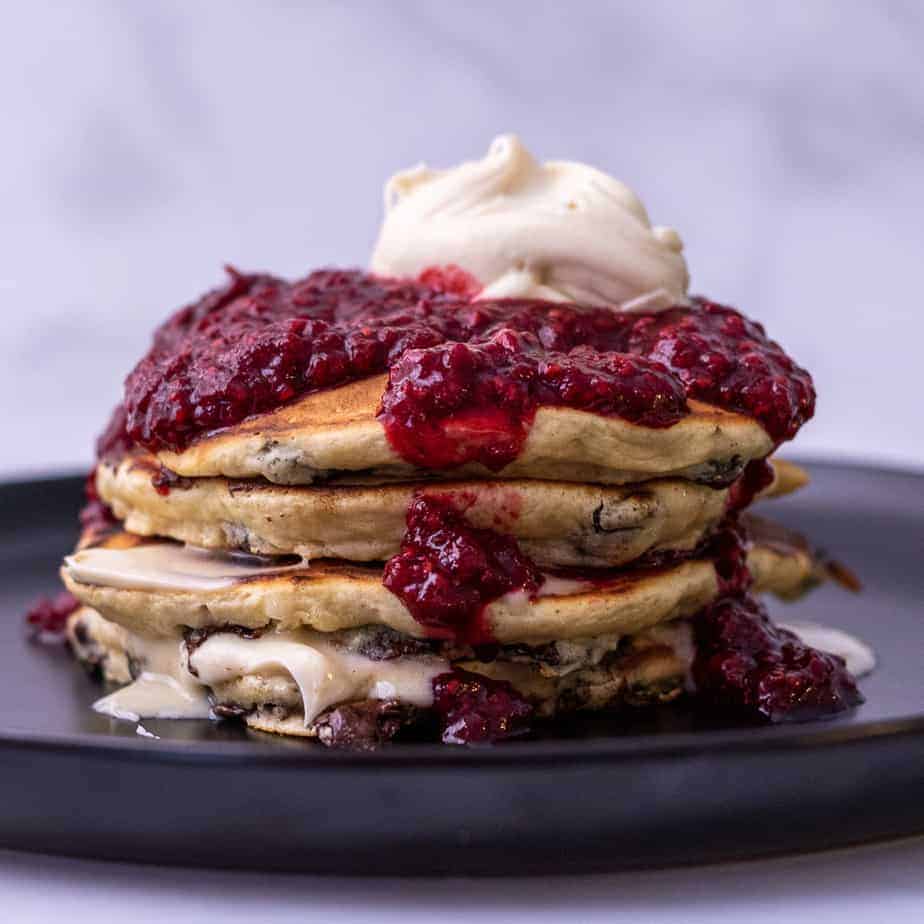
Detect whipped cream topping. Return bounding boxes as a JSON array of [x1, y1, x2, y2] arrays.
[[371, 134, 689, 311]]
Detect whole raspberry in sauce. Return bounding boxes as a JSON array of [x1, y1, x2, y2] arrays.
[[416, 264, 482, 298], [112, 268, 814, 467], [382, 494, 544, 644], [431, 669, 533, 744]]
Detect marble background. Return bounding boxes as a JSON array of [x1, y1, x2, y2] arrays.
[[2, 1, 922, 477]]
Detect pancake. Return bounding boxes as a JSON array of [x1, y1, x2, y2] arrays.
[[67, 605, 692, 740], [98, 454, 807, 568], [61, 528, 822, 645], [155, 374, 774, 486], [99, 455, 726, 567]]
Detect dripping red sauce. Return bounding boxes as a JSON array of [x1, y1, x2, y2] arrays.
[[692, 518, 862, 722], [429, 505, 860, 736], [79, 470, 118, 538], [386, 494, 861, 741], [383, 494, 543, 646], [726, 457, 775, 512], [381, 331, 686, 470], [692, 593, 863, 722], [704, 517, 754, 597], [85, 402, 129, 522], [104, 268, 813, 470]]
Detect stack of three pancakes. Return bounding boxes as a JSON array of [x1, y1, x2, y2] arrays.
[[61, 367, 827, 746]]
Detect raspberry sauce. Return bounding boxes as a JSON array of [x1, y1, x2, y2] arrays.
[[692, 594, 863, 722], [417, 264, 482, 298], [79, 470, 118, 537], [624, 302, 815, 443], [383, 494, 543, 645], [693, 518, 862, 723], [432, 669, 533, 744], [110, 268, 814, 470], [25, 592, 80, 640], [379, 331, 687, 470], [705, 516, 754, 597], [726, 457, 775, 512]]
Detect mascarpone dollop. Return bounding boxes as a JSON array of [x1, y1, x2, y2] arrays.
[[371, 134, 689, 311]]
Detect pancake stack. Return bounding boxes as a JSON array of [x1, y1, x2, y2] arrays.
[[56, 137, 863, 747], [57, 279, 859, 747]]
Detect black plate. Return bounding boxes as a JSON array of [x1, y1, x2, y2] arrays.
[[1, 462, 922, 875]]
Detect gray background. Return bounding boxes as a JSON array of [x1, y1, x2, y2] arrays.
[[3, 1, 921, 477]]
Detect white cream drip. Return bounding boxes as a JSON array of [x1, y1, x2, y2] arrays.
[[65, 542, 304, 592], [92, 635, 211, 722], [536, 575, 593, 598], [190, 631, 446, 726], [371, 134, 689, 311], [91, 627, 447, 729]]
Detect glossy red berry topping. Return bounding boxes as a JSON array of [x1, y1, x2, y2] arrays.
[[726, 457, 775, 512], [416, 264, 482, 297], [379, 330, 687, 471], [79, 470, 118, 537], [25, 592, 80, 640], [432, 669, 533, 744], [383, 494, 544, 644], [107, 268, 813, 469], [624, 301, 815, 443], [692, 515, 862, 723], [692, 594, 863, 722]]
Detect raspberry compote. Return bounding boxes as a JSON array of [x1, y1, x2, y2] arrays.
[[693, 517, 862, 723], [692, 594, 863, 722], [703, 517, 754, 597], [79, 470, 118, 538], [431, 669, 533, 744], [726, 457, 775, 512], [417, 264, 482, 298], [383, 494, 544, 645], [624, 302, 815, 443], [380, 332, 686, 470], [86, 403, 129, 525], [109, 268, 814, 471], [25, 591, 80, 641]]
